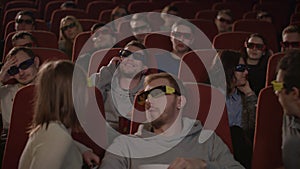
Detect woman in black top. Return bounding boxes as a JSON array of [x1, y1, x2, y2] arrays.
[[241, 33, 272, 96]]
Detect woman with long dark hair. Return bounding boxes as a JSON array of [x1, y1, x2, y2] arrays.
[[212, 50, 257, 169], [241, 33, 272, 95]]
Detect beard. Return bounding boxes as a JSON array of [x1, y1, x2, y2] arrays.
[[175, 43, 190, 54], [149, 99, 178, 130], [151, 115, 165, 129]]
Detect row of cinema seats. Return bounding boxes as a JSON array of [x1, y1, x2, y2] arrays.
[[0, 0, 294, 65], [3, 0, 292, 21], [3, 17, 100, 39], [75, 15, 281, 61], [1, 15, 280, 62], [2, 45, 284, 169], [4, 0, 297, 30], [1, 1, 289, 169], [1, 11, 282, 53], [1, 0, 296, 42]]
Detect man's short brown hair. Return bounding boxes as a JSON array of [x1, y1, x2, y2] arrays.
[[144, 72, 185, 96]]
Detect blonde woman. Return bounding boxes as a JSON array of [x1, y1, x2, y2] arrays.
[[58, 16, 83, 58], [19, 61, 98, 169]]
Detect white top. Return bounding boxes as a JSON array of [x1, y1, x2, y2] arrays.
[[0, 83, 21, 129], [19, 122, 82, 169]]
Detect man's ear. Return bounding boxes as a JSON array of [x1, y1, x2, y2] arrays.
[[291, 87, 300, 100], [34, 56, 40, 68], [177, 95, 186, 109]]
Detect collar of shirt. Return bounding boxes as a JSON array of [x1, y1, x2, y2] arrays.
[[227, 89, 240, 101], [291, 116, 300, 130]]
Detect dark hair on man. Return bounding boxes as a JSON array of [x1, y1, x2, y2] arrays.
[[282, 25, 300, 36], [91, 23, 106, 33], [144, 72, 185, 96], [5, 46, 35, 62], [256, 11, 272, 20], [91, 24, 115, 40], [60, 1, 77, 9], [217, 9, 233, 21], [172, 19, 195, 34], [125, 40, 146, 50], [277, 49, 300, 93], [111, 5, 129, 21], [162, 4, 179, 14], [124, 40, 148, 64], [131, 13, 148, 22], [15, 10, 36, 24], [12, 31, 37, 44]]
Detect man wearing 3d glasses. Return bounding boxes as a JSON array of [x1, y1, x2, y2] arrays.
[[95, 40, 148, 135], [214, 9, 233, 33], [0, 47, 39, 166], [0, 47, 102, 167], [281, 25, 300, 52], [100, 72, 244, 169], [155, 19, 194, 76], [14, 10, 36, 32], [272, 50, 300, 169], [77, 24, 117, 70], [0, 47, 39, 129]]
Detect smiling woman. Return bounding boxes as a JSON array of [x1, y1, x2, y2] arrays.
[[58, 15, 83, 58]]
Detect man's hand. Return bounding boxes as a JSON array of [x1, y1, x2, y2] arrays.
[[108, 56, 122, 67], [168, 158, 207, 169], [82, 150, 100, 168], [0, 57, 16, 83]]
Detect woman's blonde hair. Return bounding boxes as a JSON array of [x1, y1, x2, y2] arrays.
[[32, 60, 86, 132], [58, 15, 83, 58]]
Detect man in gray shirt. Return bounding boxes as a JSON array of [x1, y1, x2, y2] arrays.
[[100, 72, 244, 169], [95, 40, 148, 132], [273, 50, 300, 169]]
